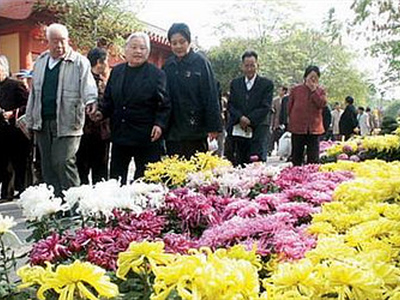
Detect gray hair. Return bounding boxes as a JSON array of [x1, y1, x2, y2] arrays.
[[0, 55, 9, 75], [46, 23, 69, 40], [125, 32, 151, 52]]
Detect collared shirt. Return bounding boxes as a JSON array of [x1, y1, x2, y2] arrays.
[[331, 109, 343, 134], [48, 56, 62, 70], [245, 74, 257, 91]]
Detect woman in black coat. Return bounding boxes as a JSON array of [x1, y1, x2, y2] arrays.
[[97, 33, 171, 183], [163, 23, 222, 159], [339, 96, 358, 141], [0, 55, 30, 200]]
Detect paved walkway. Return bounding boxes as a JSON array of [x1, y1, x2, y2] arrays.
[[0, 201, 30, 242]]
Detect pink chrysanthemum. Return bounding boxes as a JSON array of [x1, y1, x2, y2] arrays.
[[30, 233, 71, 265]]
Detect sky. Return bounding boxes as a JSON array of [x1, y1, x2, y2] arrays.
[[137, 0, 356, 48], [137, 0, 397, 99]]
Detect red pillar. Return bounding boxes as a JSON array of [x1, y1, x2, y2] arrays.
[[19, 30, 32, 70]]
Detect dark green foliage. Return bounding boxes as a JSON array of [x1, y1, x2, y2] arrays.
[[34, 0, 142, 51], [381, 116, 399, 134], [208, 32, 370, 103]]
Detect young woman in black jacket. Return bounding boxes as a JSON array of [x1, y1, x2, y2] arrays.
[[163, 23, 222, 159]]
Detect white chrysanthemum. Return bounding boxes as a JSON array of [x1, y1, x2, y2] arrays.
[[63, 184, 93, 210], [0, 214, 16, 233], [130, 181, 167, 209], [186, 171, 210, 188], [0, 214, 22, 248], [18, 184, 65, 220], [62, 179, 167, 217], [75, 180, 120, 217]]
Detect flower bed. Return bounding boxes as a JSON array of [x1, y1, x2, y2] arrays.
[[321, 132, 400, 163], [1, 152, 399, 299]]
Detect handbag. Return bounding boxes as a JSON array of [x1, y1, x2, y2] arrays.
[[16, 113, 31, 140]]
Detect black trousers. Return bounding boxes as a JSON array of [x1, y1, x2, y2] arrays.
[[0, 125, 30, 199], [166, 139, 208, 160], [224, 136, 252, 166], [76, 133, 109, 185], [110, 142, 161, 184], [291, 133, 320, 166]]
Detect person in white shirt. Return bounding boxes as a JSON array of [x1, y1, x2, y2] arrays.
[[225, 50, 274, 165], [365, 107, 376, 134], [357, 106, 370, 136], [331, 102, 343, 140]]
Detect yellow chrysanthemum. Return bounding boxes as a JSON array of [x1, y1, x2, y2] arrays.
[[0, 214, 16, 234], [325, 143, 344, 157], [305, 236, 356, 263], [151, 248, 260, 300], [267, 258, 321, 298], [213, 244, 262, 270], [333, 178, 400, 207], [306, 221, 337, 235], [17, 263, 49, 289], [144, 152, 231, 187], [361, 134, 400, 152], [356, 240, 396, 263], [345, 218, 400, 247], [324, 135, 400, 159], [144, 155, 197, 186], [191, 151, 231, 172], [116, 241, 174, 280], [18, 261, 118, 300], [322, 260, 385, 300]]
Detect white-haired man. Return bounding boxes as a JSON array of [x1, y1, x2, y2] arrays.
[[26, 23, 97, 196]]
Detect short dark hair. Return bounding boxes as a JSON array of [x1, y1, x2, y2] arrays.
[[241, 50, 258, 62], [345, 96, 354, 104], [366, 107, 371, 112], [304, 65, 320, 79], [167, 23, 191, 43], [281, 86, 288, 93], [334, 102, 340, 106], [87, 47, 108, 68], [358, 106, 365, 111]]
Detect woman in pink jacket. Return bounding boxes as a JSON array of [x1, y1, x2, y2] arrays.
[[288, 66, 327, 166]]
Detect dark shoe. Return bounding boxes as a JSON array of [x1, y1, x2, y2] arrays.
[[0, 197, 13, 204]]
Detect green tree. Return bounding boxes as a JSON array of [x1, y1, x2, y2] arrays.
[[208, 28, 370, 105], [209, 5, 371, 105], [351, 0, 400, 82], [34, 0, 142, 51], [383, 100, 400, 118], [212, 0, 297, 42]]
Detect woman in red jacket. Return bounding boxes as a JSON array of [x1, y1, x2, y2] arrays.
[[288, 66, 327, 166]]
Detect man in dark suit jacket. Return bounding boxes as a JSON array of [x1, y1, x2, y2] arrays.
[[225, 50, 274, 166], [339, 96, 358, 141]]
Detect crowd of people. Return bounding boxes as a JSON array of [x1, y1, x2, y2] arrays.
[[0, 22, 380, 201]]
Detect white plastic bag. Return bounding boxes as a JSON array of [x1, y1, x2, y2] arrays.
[[277, 132, 292, 158], [208, 138, 219, 152]]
